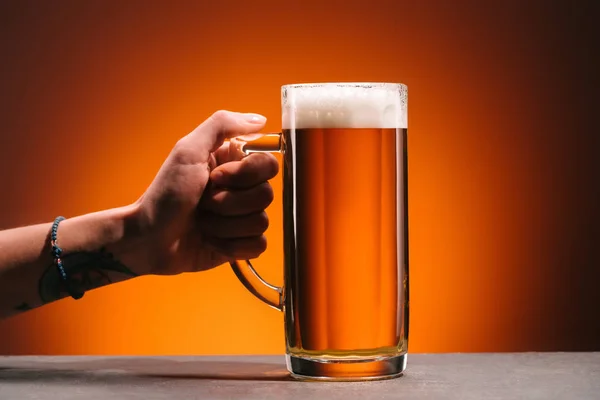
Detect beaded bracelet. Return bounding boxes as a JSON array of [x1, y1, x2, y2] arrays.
[[51, 216, 84, 300]]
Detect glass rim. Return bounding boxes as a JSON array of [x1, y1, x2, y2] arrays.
[[281, 82, 406, 90]]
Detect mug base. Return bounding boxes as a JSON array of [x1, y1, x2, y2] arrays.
[[286, 353, 407, 382]]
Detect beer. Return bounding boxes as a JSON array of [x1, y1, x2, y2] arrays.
[[282, 127, 408, 360]]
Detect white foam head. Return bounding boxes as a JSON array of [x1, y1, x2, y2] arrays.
[[281, 83, 407, 130]]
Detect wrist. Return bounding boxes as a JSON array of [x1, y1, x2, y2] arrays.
[[103, 202, 151, 277], [58, 202, 150, 278]]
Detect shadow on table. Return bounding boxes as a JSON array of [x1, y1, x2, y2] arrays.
[[0, 357, 292, 383]]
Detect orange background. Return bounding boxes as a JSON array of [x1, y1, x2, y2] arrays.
[[0, 0, 598, 354]]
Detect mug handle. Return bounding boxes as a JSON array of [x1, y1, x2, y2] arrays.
[[229, 133, 284, 311]]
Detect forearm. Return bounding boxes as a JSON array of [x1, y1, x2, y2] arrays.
[[0, 204, 144, 319]]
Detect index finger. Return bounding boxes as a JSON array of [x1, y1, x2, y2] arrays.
[[212, 137, 248, 166], [210, 152, 279, 189]]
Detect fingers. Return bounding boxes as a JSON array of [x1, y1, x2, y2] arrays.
[[210, 152, 279, 189], [199, 178, 273, 260], [175, 110, 267, 164], [205, 236, 268, 260], [203, 182, 274, 216], [200, 211, 269, 239], [212, 137, 247, 165], [182, 111, 276, 262], [200, 211, 269, 260]]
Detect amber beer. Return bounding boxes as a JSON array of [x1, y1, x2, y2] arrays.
[[283, 126, 408, 355], [230, 83, 408, 381]]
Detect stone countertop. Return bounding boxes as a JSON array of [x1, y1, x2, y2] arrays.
[[1, 353, 599, 399]]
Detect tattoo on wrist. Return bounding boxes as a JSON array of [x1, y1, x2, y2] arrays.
[[38, 247, 137, 303]]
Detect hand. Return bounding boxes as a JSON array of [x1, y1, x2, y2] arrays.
[[129, 110, 279, 276], [0, 109, 279, 317]]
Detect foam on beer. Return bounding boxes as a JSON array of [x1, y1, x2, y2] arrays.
[[282, 83, 407, 130]]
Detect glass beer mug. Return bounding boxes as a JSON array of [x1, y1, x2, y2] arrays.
[[230, 82, 409, 381]]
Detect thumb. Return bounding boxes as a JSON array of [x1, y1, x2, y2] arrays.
[[184, 110, 267, 161]]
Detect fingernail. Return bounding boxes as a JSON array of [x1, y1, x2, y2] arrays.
[[243, 113, 267, 124]]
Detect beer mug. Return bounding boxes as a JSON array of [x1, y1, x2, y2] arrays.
[[230, 82, 408, 381]]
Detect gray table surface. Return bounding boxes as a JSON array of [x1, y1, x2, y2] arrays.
[[0, 353, 599, 399]]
